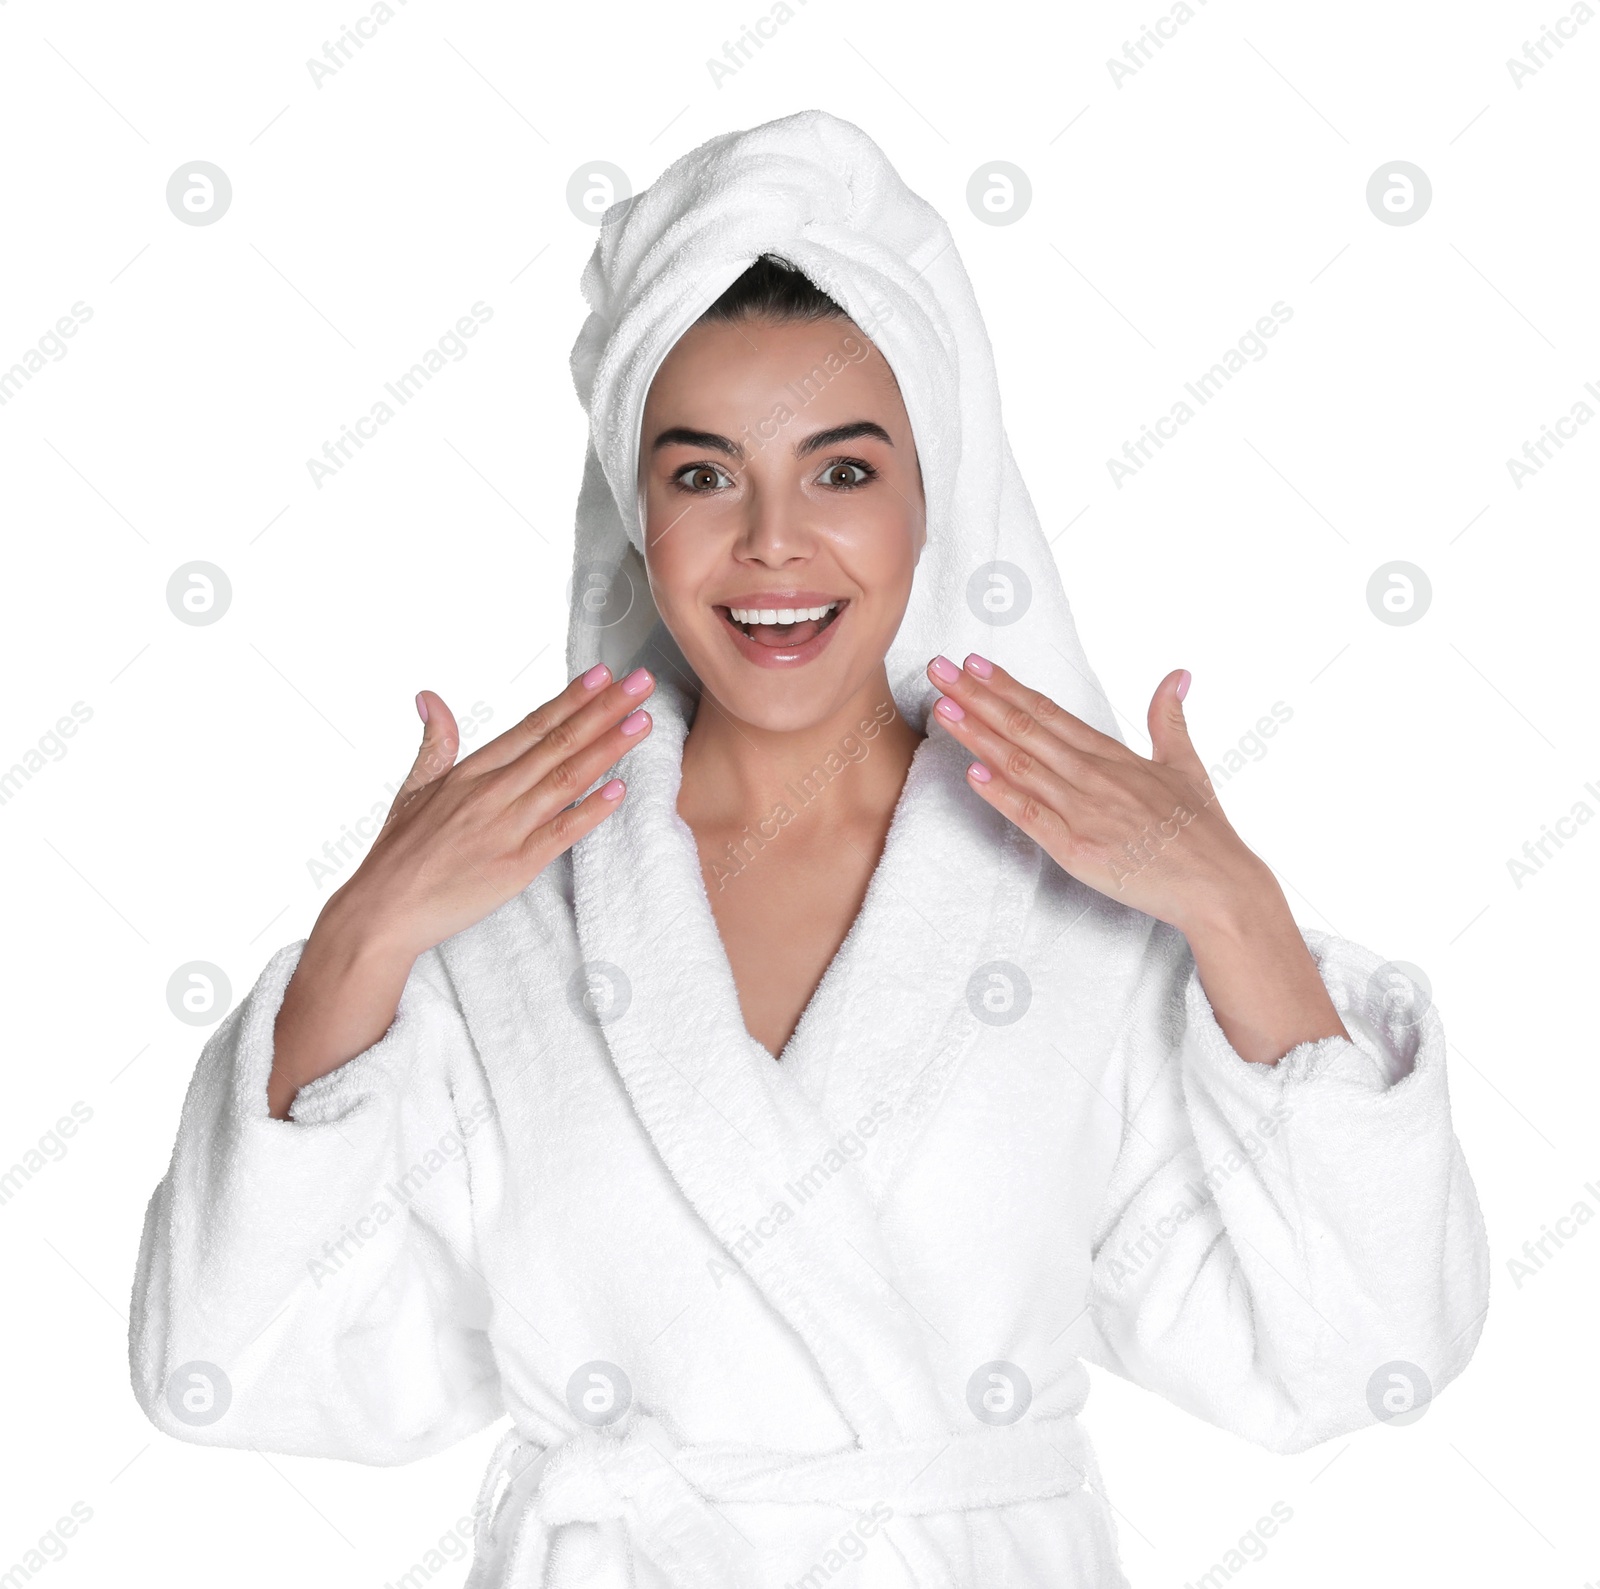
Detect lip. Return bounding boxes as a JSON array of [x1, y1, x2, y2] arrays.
[[715, 591, 847, 610], [714, 597, 849, 669]]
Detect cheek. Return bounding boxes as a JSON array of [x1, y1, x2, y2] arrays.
[[643, 500, 714, 611], [850, 500, 922, 587]]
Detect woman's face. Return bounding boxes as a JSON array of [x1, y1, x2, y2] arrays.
[[638, 313, 926, 731]]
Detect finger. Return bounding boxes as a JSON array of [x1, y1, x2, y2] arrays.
[[958, 748, 1077, 860], [928, 677, 1086, 829], [518, 773, 629, 868], [940, 652, 1128, 759], [461, 662, 639, 774], [384, 690, 461, 824], [494, 666, 656, 801], [926, 654, 1088, 787], [502, 699, 655, 828], [1147, 668, 1204, 775]]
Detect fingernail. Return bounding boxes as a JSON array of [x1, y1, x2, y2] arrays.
[[600, 778, 625, 800], [1176, 669, 1192, 702], [964, 654, 993, 678], [415, 692, 429, 724], [621, 709, 650, 735], [582, 663, 610, 689], [929, 655, 959, 683], [934, 696, 965, 722], [622, 667, 653, 696], [968, 762, 992, 783]]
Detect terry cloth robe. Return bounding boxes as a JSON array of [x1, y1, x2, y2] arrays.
[[128, 110, 1491, 1589]]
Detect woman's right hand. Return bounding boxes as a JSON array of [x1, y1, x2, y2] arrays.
[[339, 662, 656, 959], [267, 663, 655, 1118]]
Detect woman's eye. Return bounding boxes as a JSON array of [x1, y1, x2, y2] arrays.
[[672, 463, 734, 492], [820, 460, 876, 489]]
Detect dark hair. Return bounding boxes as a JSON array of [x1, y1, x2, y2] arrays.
[[697, 252, 850, 326]]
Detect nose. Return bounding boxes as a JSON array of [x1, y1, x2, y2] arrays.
[[734, 476, 816, 566]]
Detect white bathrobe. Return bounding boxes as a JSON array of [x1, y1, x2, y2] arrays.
[[128, 111, 1490, 1588]]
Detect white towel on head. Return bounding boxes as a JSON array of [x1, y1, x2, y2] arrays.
[[563, 107, 1121, 744]]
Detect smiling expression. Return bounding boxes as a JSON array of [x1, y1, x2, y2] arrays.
[[638, 313, 926, 731]]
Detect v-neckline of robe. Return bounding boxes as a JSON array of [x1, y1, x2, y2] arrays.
[[570, 665, 1042, 1177], [563, 664, 1045, 1440], [706, 717, 939, 1078], [658, 673, 990, 1101]]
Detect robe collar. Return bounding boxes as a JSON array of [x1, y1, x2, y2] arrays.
[[568, 654, 1041, 1442]]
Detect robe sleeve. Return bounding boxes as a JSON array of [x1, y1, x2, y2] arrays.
[[128, 937, 505, 1465], [1079, 921, 1490, 1455]]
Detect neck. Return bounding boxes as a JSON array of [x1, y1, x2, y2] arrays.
[[676, 667, 925, 836]]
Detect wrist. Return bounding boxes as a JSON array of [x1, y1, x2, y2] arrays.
[[1173, 857, 1289, 947], [314, 883, 422, 969]]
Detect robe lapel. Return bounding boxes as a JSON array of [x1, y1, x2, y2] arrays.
[[778, 717, 1043, 1208], [568, 663, 1041, 1445]]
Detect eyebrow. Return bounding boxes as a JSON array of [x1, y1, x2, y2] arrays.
[[649, 419, 894, 460]]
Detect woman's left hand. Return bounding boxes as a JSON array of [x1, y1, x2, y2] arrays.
[[925, 652, 1275, 935]]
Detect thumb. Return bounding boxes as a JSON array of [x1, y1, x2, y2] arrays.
[[1148, 669, 1202, 771], [394, 690, 460, 808]]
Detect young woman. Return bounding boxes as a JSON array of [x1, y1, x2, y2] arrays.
[[129, 111, 1490, 1589]]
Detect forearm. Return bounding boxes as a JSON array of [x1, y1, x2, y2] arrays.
[[1175, 862, 1349, 1065], [268, 893, 418, 1119]]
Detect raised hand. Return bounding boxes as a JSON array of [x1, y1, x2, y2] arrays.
[[352, 664, 656, 959], [268, 663, 654, 1116], [923, 653, 1269, 934], [924, 651, 1350, 1063]]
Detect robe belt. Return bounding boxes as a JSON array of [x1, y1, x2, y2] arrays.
[[467, 1409, 1104, 1588]]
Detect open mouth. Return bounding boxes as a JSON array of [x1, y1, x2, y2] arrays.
[[716, 599, 847, 650]]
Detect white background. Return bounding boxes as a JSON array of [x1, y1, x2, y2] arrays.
[[1, 0, 1594, 1585]]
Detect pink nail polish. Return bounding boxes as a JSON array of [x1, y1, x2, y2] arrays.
[[968, 762, 992, 783], [600, 778, 625, 800], [582, 663, 610, 689], [929, 655, 959, 683], [964, 654, 993, 678], [934, 696, 965, 722], [415, 692, 429, 723], [620, 709, 650, 735], [622, 667, 652, 696], [1176, 669, 1191, 702]]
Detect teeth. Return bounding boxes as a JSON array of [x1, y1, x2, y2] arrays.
[[727, 601, 838, 626]]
